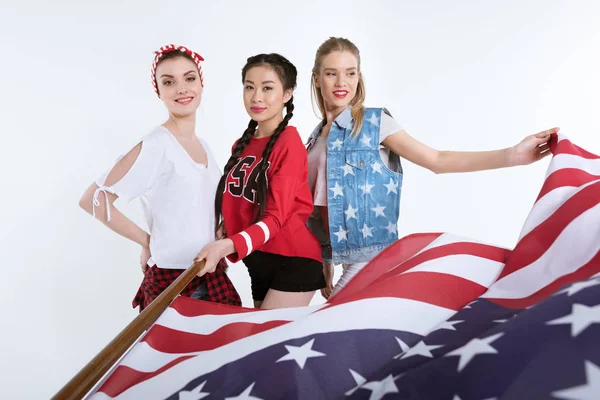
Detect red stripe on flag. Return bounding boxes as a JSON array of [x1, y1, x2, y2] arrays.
[[170, 296, 257, 317], [331, 271, 488, 311], [98, 355, 195, 398], [536, 168, 599, 202], [377, 242, 507, 282], [332, 238, 506, 304], [144, 320, 289, 354], [488, 250, 600, 309], [554, 137, 600, 159], [331, 233, 443, 301], [499, 181, 600, 280]]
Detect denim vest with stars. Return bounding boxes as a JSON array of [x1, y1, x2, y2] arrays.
[[306, 107, 403, 265]]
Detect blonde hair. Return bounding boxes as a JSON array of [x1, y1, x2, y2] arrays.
[[311, 37, 366, 135]]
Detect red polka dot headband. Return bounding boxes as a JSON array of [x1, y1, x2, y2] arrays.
[[151, 44, 204, 96]]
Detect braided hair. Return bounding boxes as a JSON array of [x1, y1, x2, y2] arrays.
[[215, 53, 298, 233]]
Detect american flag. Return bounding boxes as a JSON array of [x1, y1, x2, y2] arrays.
[[87, 134, 600, 400]]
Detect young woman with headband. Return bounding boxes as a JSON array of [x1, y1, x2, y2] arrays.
[[79, 44, 241, 311]]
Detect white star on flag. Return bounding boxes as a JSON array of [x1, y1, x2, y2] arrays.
[[345, 204, 358, 220], [341, 164, 355, 176], [384, 178, 398, 194], [276, 338, 326, 369], [179, 380, 210, 400], [345, 369, 367, 396], [385, 221, 397, 234], [372, 162, 383, 174], [371, 204, 386, 217], [361, 374, 399, 400], [359, 182, 375, 193], [434, 320, 464, 332], [333, 226, 348, 242], [445, 332, 504, 372], [552, 360, 600, 400], [464, 300, 478, 309], [360, 135, 372, 146], [367, 112, 380, 127], [393, 337, 410, 359], [400, 340, 443, 360], [557, 278, 600, 297], [330, 182, 344, 198], [225, 382, 263, 400], [360, 223, 374, 238], [546, 303, 600, 337], [330, 138, 343, 150]]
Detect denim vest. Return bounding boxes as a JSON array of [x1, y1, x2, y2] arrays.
[[306, 107, 403, 265]]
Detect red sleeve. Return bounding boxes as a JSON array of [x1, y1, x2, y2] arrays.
[[227, 130, 306, 262]]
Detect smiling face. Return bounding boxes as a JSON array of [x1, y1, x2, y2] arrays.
[[155, 56, 203, 117], [243, 65, 292, 125], [314, 50, 360, 115]]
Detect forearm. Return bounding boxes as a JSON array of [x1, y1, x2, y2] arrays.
[[80, 188, 150, 248], [97, 206, 151, 248], [228, 218, 276, 262], [434, 147, 515, 174]]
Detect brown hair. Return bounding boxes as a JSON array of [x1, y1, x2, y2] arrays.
[[311, 37, 366, 135], [153, 51, 197, 95]]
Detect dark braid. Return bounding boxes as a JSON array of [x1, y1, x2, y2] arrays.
[[214, 53, 298, 233], [214, 119, 257, 232], [254, 98, 294, 221]]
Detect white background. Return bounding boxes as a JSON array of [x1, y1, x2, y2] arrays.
[[0, 0, 599, 398]]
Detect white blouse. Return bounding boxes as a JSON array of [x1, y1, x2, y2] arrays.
[[93, 126, 221, 270]]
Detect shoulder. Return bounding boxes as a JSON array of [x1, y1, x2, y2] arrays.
[[364, 107, 401, 126], [139, 126, 171, 150], [362, 106, 391, 117], [276, 125, 304, 148], [269, 126, 307, 168]]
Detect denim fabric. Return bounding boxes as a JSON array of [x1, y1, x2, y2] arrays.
[[306, 107, 403, 265]]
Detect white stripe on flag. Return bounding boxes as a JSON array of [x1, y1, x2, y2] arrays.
[[402, 254, 504, 287], [545, 153, 600, 178], [484, 203, 600, 299], [113, 297, 455, 396], [155, 304, 324, 336], [519, 180, 599, 240], [384, 233, 502, 276]]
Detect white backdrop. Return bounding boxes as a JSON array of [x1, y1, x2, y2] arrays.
[[1, 0, 599, 398]]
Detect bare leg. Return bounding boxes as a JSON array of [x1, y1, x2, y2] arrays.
[[260, 289, 316, 309], [253, 300, 263, 308]]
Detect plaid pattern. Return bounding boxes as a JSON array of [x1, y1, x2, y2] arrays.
[[133, 259, 241, 312]]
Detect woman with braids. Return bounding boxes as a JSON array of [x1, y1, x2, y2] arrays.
[[79, 44, 241, 311], [195, 53, 326, 309], [305, 37, 560, 299]]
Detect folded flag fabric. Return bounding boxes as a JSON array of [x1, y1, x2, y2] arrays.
[[87, 134, 600, 400]]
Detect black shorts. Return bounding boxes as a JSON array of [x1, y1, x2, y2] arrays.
[[242, 251, 326, 301]]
